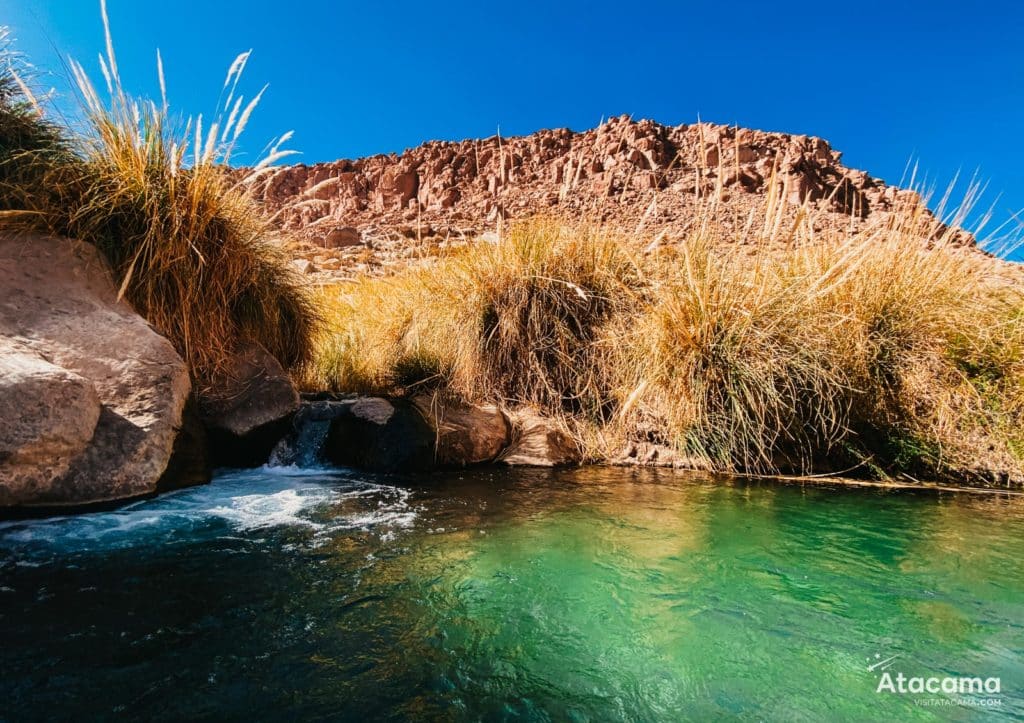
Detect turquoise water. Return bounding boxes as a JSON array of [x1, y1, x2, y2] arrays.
[[1, 466, 1022, 721]]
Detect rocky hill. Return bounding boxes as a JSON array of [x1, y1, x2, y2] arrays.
[[249, 116, 969, 277]]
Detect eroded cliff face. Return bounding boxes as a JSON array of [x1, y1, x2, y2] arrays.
[[248, 116, 969, 277]]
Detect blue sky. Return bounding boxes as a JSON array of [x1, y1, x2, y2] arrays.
[[4, 0, 1023, 252]]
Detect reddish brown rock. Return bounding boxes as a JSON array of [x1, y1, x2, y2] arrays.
[[323, 226, 362, 248], [412, 395, 510, 466]]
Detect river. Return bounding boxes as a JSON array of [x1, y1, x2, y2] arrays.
[[1, 466, 1022, 720]]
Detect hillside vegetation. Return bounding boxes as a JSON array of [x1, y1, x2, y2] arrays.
[[307, 212, 1024, 484]]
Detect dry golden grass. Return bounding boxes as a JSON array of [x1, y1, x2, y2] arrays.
[[0, 11, 318, 389], [623, 231, 1024, 477], [306, 221, 643, 405], [307, 210, 1024, 483]]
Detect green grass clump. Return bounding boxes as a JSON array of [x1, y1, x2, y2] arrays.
[[0, 17, 317, 389]]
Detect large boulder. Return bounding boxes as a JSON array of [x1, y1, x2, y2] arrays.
[[0, 236, 196, 508], [412, 394, 510, 466], [501, 409, 579, 467], [200, 341, 300, 467]]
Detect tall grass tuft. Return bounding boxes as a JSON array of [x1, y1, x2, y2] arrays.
[[0, 30, 76, 217], [0, 12, 318, 388], [620, 230, 1024, 478], [308, 220, 644, 413], [444, 221, 643, 413]]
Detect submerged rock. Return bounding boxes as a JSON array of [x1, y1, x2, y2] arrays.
[[0, 236, 197, 509]]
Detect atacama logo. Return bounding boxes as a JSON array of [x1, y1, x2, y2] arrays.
[[867, 653, 1002, 708]]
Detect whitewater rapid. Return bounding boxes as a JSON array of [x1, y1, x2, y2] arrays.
[[0, 466, 418, 556]]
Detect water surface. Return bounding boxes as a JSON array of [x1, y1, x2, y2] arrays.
[[1, 466, 1022, 721]]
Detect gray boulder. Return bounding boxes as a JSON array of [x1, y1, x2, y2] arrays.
[[0, 235, 195, 508]]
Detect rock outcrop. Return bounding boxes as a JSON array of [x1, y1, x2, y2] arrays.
[[271, 396, 573, 472], [0, 236, 197, 508], [247, 117, 971, 279]]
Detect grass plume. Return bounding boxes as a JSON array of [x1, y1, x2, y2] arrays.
[[0, 13, 317, 388]]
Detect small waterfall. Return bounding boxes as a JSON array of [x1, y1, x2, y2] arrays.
[[265, 396, 435, 472], [268, 418, 330, 467], [268, 400, 353, 468]]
